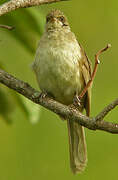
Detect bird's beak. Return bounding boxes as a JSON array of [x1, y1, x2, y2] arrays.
[[51, 17, 56, 23]]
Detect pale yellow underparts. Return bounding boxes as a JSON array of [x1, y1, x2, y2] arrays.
[[33, 28, 84, 105]]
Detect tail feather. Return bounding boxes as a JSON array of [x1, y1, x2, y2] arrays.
[[67, 119, 87, 174]]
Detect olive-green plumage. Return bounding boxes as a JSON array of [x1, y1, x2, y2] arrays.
[[32, 9, 92, 174]]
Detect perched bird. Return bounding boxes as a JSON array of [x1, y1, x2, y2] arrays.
[[32, 9, 92, 174]]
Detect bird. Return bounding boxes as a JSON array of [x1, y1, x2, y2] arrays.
[[32, 9, 92, 174]]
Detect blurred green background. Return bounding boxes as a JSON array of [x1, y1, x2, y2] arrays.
[[0, 0, 118, 179]]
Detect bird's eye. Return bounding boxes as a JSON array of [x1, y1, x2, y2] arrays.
[[46, 16, 50, 23], [58, 16, 65, 23]]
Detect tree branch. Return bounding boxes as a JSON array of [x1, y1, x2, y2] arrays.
[[0, 68, 118, 134], [0, 24, 14, 30], [0, 0, 69, 16], [0, 0, 117, 135]]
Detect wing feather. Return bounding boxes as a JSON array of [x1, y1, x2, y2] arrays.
[[79, 45, 92, 116]]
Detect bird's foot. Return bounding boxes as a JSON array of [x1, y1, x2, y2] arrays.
[[32, 91, 48, 101], [39, 91, 48, 99], [73, 95, 81, 107]]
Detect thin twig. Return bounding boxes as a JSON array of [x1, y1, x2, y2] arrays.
[[79, 44, 111, 99], [0, 24, 14, 30], [95, 98, 118, 121], [0, 0, 70, 16], [0, 68, 118, 134]]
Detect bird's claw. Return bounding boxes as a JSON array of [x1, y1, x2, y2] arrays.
[[73, 95, 81, 107], [39, 91, 48, 99]]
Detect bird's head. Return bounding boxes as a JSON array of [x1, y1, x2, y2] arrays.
[[45, 9, 70, 32]]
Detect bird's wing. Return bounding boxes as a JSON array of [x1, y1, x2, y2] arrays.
[[79, 45, 92, 117]]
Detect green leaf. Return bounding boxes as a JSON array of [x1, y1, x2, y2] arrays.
[[0, 8, 45, 53], [10, 91, 29, 118], [0, 88, 13, 124], [21, 96, 41, 124], [0, 8, 44, 123], [10, 91, 41, 124], [0, 0, 8, 6]]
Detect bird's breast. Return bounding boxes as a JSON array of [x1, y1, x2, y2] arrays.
[[33, 33, 84, 105]]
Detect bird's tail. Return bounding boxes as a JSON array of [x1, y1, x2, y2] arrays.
[[67, 119, 87, 174]]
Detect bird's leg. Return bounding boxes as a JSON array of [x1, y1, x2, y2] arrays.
[[73, 93, 81, 107], [78, 44, 111, 101], [72, 91, 84, 111]]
